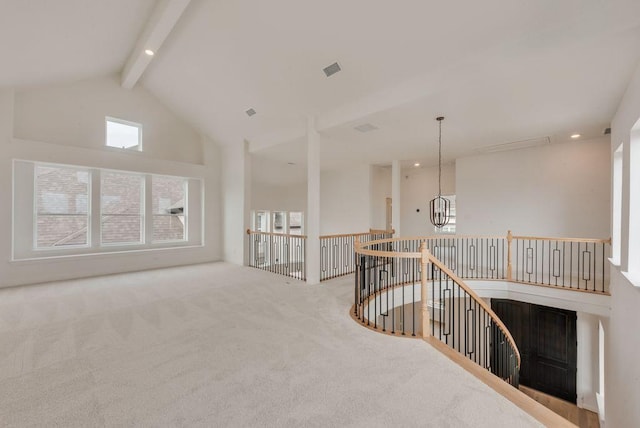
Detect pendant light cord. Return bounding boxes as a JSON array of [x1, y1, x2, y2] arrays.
[[437, 117, 443, 198]]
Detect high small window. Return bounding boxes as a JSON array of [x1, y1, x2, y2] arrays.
[[101, 171, 144, 245], [35, 165, 90, 248], [105, 117, 142, 151], [152, 176, 186, 242]]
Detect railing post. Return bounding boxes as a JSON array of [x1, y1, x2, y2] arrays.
[[354, 237, 361, 316], [506, 230, 513, 281], [420, 242, 431, 339]]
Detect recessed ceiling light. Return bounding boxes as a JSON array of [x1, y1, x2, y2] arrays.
[[571, 133, 581, 139], [144, 49, 155, 56], [323, 62, 341, 77], [414, 163, 420, 167], [246, 108, 256, 117], [354, 123, 378, 133]]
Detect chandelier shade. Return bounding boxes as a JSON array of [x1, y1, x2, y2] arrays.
[[429, 116, 451, 228]]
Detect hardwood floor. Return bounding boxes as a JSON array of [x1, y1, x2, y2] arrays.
[[520, 385, 600, 428]]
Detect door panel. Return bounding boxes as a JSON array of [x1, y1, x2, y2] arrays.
[[491, 299, 577, 403]]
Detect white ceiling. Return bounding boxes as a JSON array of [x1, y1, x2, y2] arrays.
[[0, 0, 155, 88], [2, 0, 640, 185]]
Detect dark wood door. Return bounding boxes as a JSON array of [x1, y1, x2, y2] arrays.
[[491, 299, 577, 403]]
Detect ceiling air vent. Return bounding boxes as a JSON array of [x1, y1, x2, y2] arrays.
[[604, 127, 611, 135], [323, 62, 341, 77], [354, 123, 378, 133], [245, 108, 256, 117], [476, 136, 551, 154]]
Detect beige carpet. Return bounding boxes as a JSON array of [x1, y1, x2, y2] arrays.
[[0, 262, 541, 427]]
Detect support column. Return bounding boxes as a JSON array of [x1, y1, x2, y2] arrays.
[[391, 160, 402, 237], [222, 140, 251, 266], [306, 116, 321, 285]]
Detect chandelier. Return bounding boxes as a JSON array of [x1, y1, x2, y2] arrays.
[[429, 116, 450, 228]]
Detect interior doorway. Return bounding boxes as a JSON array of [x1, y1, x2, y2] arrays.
[[491, 299, 577, 403]]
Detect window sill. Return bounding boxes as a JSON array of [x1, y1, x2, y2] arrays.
[[622, 271, 640, 289], [608, 257, 621, 268], [11, 244, 204, 264]]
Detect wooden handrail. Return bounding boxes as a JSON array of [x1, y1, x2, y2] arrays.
[[246, 229, 307, 239], [512, 235, 611, 244]]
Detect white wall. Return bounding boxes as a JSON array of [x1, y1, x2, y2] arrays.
[[222, 141, 251, 265], [577, 312, 600, 413], [0, 80, 222, 288], [370, 165, 391, 230], [456, 139, 611, 238], [606, 60, 640, 428], [13, 74, 203, 165], [320, 164, 371, 235], [251, 181, 306, 213], [401, 163, 455, 237]]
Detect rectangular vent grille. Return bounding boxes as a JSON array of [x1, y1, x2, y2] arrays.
[[476, 136, 551, 154], [323, 62, 341, 77]]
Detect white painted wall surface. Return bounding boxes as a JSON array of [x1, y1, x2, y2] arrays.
[[401, 163, 455, 237], [320, 164, 371, 235], [221, 141, 250, 265], [370, 165, 391, 230], [13, 74, 203, 164], [0, 87, 221, 288], [456, 139, 611, 238], [576, 312, 600, 413], [606, 60, 640, 428], [251, 181, 306, 213]]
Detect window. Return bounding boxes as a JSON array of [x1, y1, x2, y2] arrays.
[[14, 160, 201, 260], [434, 195, 456, 234], [254, 210, 269, 232], [289, 212, 303, 235], [612, 144, 623, 264], [105, 117, 142, 151], [35, 165, 90, 248], [272, 211, 287, 234], [101, 171, 144, 244], [629, 126, 640, 274], [152, 176, 186, 242]]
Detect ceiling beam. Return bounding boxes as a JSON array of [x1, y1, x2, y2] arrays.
[[121, 0, 191, 89]]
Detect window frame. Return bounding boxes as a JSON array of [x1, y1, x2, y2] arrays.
[[151, 174, 188, 243], [100, 169, 146, 246], [33, 163, 92, 251], [105, 116, 143, 152]]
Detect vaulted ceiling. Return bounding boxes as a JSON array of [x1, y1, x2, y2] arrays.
[[2, 0, 640, 183]]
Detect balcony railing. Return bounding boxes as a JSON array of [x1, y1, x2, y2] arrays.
[[247, 229, 394, 282], [362, 232, 610, 294], [320, 229, 393, 281], [246, 230, 306, 280], [354, 240, 521, 387]]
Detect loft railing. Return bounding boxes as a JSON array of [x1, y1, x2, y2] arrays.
[[320, 229, 393, 281], [246, 230, 306, 280], [511, 234, 609, 293], [363, 231, 610, 294], [354, 239, 521, 387], [247, 229, 394, 282]]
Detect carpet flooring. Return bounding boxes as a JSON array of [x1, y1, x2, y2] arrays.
[[0, 262, 541, 427]]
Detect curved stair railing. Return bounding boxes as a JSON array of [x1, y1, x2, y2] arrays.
[[355, 238, 521, 387]]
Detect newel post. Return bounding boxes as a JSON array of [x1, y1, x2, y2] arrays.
[[420, 242, 431, 339], [506, 230, 513, 281], [354, 236, 361, 316]]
